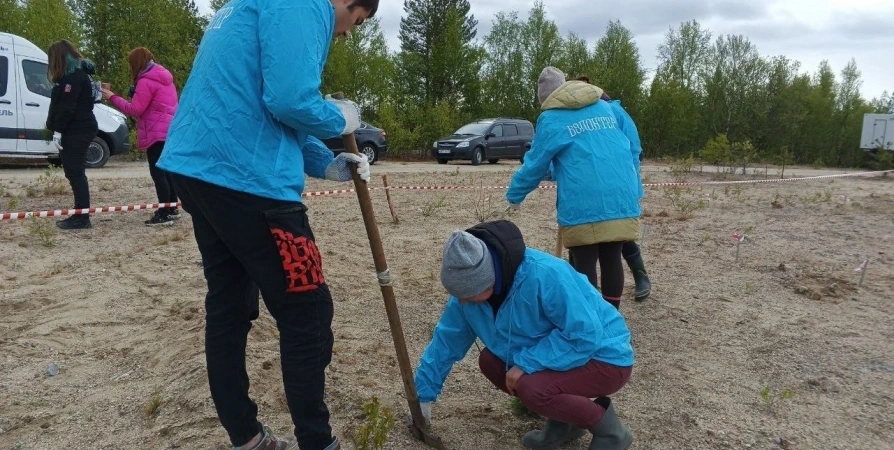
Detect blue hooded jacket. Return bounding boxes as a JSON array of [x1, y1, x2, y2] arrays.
[[157, 0, 345, 201], [509, 82, 642, 227], [414, 221, 634, 403]]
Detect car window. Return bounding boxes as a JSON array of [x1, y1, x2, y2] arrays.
[[504, 124, 518, 137], [455, 122, 492, 135], [0, 56, 8, 97], [519, 123, 533, 135], [22, 60, 52, 98], [490, 125, 503, 137]]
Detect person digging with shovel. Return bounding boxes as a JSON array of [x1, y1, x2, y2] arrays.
[[155, 0, 378, 449], [412, 220, 635, 450]]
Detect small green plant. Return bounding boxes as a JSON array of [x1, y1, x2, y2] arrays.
[[421, 196, 447, 217], [143, 391, 163, 419], [823, 188, 833, 202], [446, 166, 461, 176], [475, 190, 502, 222], [669, 153, 696, 183], [7, 197, 19, 211], [664, 187, 707, 219], [34, 165, 69, 196], [356, 396, 395, 450], [700, 134, 731, 166], [744, 282, 754, 294], [760, 386, 795, 415], [26, 217, 57, 248], [508, 397, 540, 418]]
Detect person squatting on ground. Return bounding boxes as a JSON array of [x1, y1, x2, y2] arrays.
[[412, 220, 635, 450], [507, 67, 643, 309], [570, 75, 651, 301], [102, 47, 181, 227], [156, 0, 377, 449], [45, 40, 99, 230]]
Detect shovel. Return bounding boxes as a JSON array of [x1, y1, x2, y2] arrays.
[[332, 93, 446, 450]]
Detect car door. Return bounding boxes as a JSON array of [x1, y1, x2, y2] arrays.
[[486, 124, 504, 157], [17, 57, 55, 153], [0, 54, 20, 153], [503, 124, 520, 157]]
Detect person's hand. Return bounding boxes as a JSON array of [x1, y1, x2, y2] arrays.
[[505, 203, 520, 214], [407, 401, 433, 427], [52, 132, 63, 150], [325, 94, 361, 135], [101, 89, 114, 100], [324, 153, 370, 183], [505, 366, 525, 396]]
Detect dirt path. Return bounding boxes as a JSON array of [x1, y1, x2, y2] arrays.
[[1, 167, 892, 450]]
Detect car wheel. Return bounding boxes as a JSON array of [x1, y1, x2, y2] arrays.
[[471, 147, 483, 166], [488, 159, 499, 164], [85, 137, 111, 168], [360, 143, 378, 165], [437, 159, 448, 164], [48, 157, 62, 168]]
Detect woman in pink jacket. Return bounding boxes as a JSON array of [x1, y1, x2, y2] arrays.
[[102, 47, 180, 226]]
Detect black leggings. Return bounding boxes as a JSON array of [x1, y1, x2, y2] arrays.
[[568, 241, 624, 308], [60, 133, 94, 210], [146, 141, 178, 212]]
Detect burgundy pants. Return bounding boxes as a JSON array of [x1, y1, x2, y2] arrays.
[[478, 348, 631, 428]]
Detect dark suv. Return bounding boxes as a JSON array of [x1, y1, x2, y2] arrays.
[[431, 118, 534, 165], [323, 121, 388, 164]]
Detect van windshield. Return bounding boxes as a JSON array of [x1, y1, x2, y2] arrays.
[[454, 122, 492, 136]]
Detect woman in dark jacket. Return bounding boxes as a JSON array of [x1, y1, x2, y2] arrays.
[[46, 40, 98, 230]]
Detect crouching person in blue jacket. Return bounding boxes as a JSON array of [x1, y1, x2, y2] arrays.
[[413, 220, 635, 450]]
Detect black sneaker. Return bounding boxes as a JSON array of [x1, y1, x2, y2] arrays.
[[167, 208, 182, 220], [145, 211, 174, 227], [56, 214, 92, 230]]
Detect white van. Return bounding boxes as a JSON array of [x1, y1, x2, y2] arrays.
[[0, 32, 130, 168]]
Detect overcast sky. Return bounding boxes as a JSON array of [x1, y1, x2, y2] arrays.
[[195, 0, 893, 99]]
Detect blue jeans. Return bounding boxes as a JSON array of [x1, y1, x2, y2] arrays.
[[173, 174, 335, 450]]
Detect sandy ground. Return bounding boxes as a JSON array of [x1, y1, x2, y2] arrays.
[[1, 163, 893, 450]]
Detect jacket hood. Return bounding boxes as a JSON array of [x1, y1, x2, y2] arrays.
[[541, 81, 604, 111], [141, 63, 175, 86], [65, 55, 96, 76], [465, 220, 526, 317]]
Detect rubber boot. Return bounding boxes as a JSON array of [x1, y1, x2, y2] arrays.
[[522, 419, 587, 450], [623, 249, 650, 301], [587, 401, 632, 450], [55, 214, 92, 230]]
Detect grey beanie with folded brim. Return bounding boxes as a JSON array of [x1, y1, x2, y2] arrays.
[[440, 230, 495, 299], [538, 66, 566, 105]]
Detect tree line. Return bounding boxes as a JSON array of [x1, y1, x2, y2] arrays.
[[3, 0, 892, 168]]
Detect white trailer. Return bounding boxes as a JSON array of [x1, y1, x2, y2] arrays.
[[860, 114, 894, 150]]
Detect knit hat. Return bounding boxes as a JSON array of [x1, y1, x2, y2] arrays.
[[538, 66, 566, 105], [440, 230, 495, 299]]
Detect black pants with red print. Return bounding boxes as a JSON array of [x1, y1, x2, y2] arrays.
[[172, 174, 335, 450]]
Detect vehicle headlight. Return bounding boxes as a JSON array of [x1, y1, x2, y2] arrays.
[[456, 141, 469, 148], [433, 141, 438, 148]]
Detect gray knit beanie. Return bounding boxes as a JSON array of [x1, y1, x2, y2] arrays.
[[440, 230, 495, 299], [538, 66, 566, 104]]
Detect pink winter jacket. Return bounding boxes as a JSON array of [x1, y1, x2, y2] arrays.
[[110, 63, 178, 150]]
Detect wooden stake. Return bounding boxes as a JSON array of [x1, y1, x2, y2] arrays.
[[382, 175, 399, 224]]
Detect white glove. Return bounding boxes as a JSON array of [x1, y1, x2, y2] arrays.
[[325, 153, 370, 183], [325, 94, 361, 135], [505, 203, 520, 214], [52, 132, 63, 150], [408, 402, 433, 427]]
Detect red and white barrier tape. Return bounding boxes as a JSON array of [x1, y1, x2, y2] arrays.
[[2, 170, 890, 221]]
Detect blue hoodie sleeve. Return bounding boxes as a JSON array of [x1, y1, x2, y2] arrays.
[[506, 118, 562, 205], [302, 136, 335, 179], [258, 0, 346, 139], [612, 102, 642, 174], [513, 264, 602, 374], [414, 298, 476, 403]]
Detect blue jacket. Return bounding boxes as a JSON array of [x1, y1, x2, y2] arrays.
[[508, 82, 642, 227], [157, 0, 345, 201], [414, 235, 634, 403]]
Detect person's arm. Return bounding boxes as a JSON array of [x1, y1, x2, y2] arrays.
[[506, 119, 562, 205], [513, 265, 602, 374], [302, 136, 336, 179], [49, 74, 84, 132], [414, 298, 477, 403], [109, 81, 153, 119], [258, 0, 345, 139], [613, 103, 642, 173]]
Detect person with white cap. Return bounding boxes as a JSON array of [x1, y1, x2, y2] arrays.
[[506, 67, 643, 310], [412, 220, 635, 450]]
